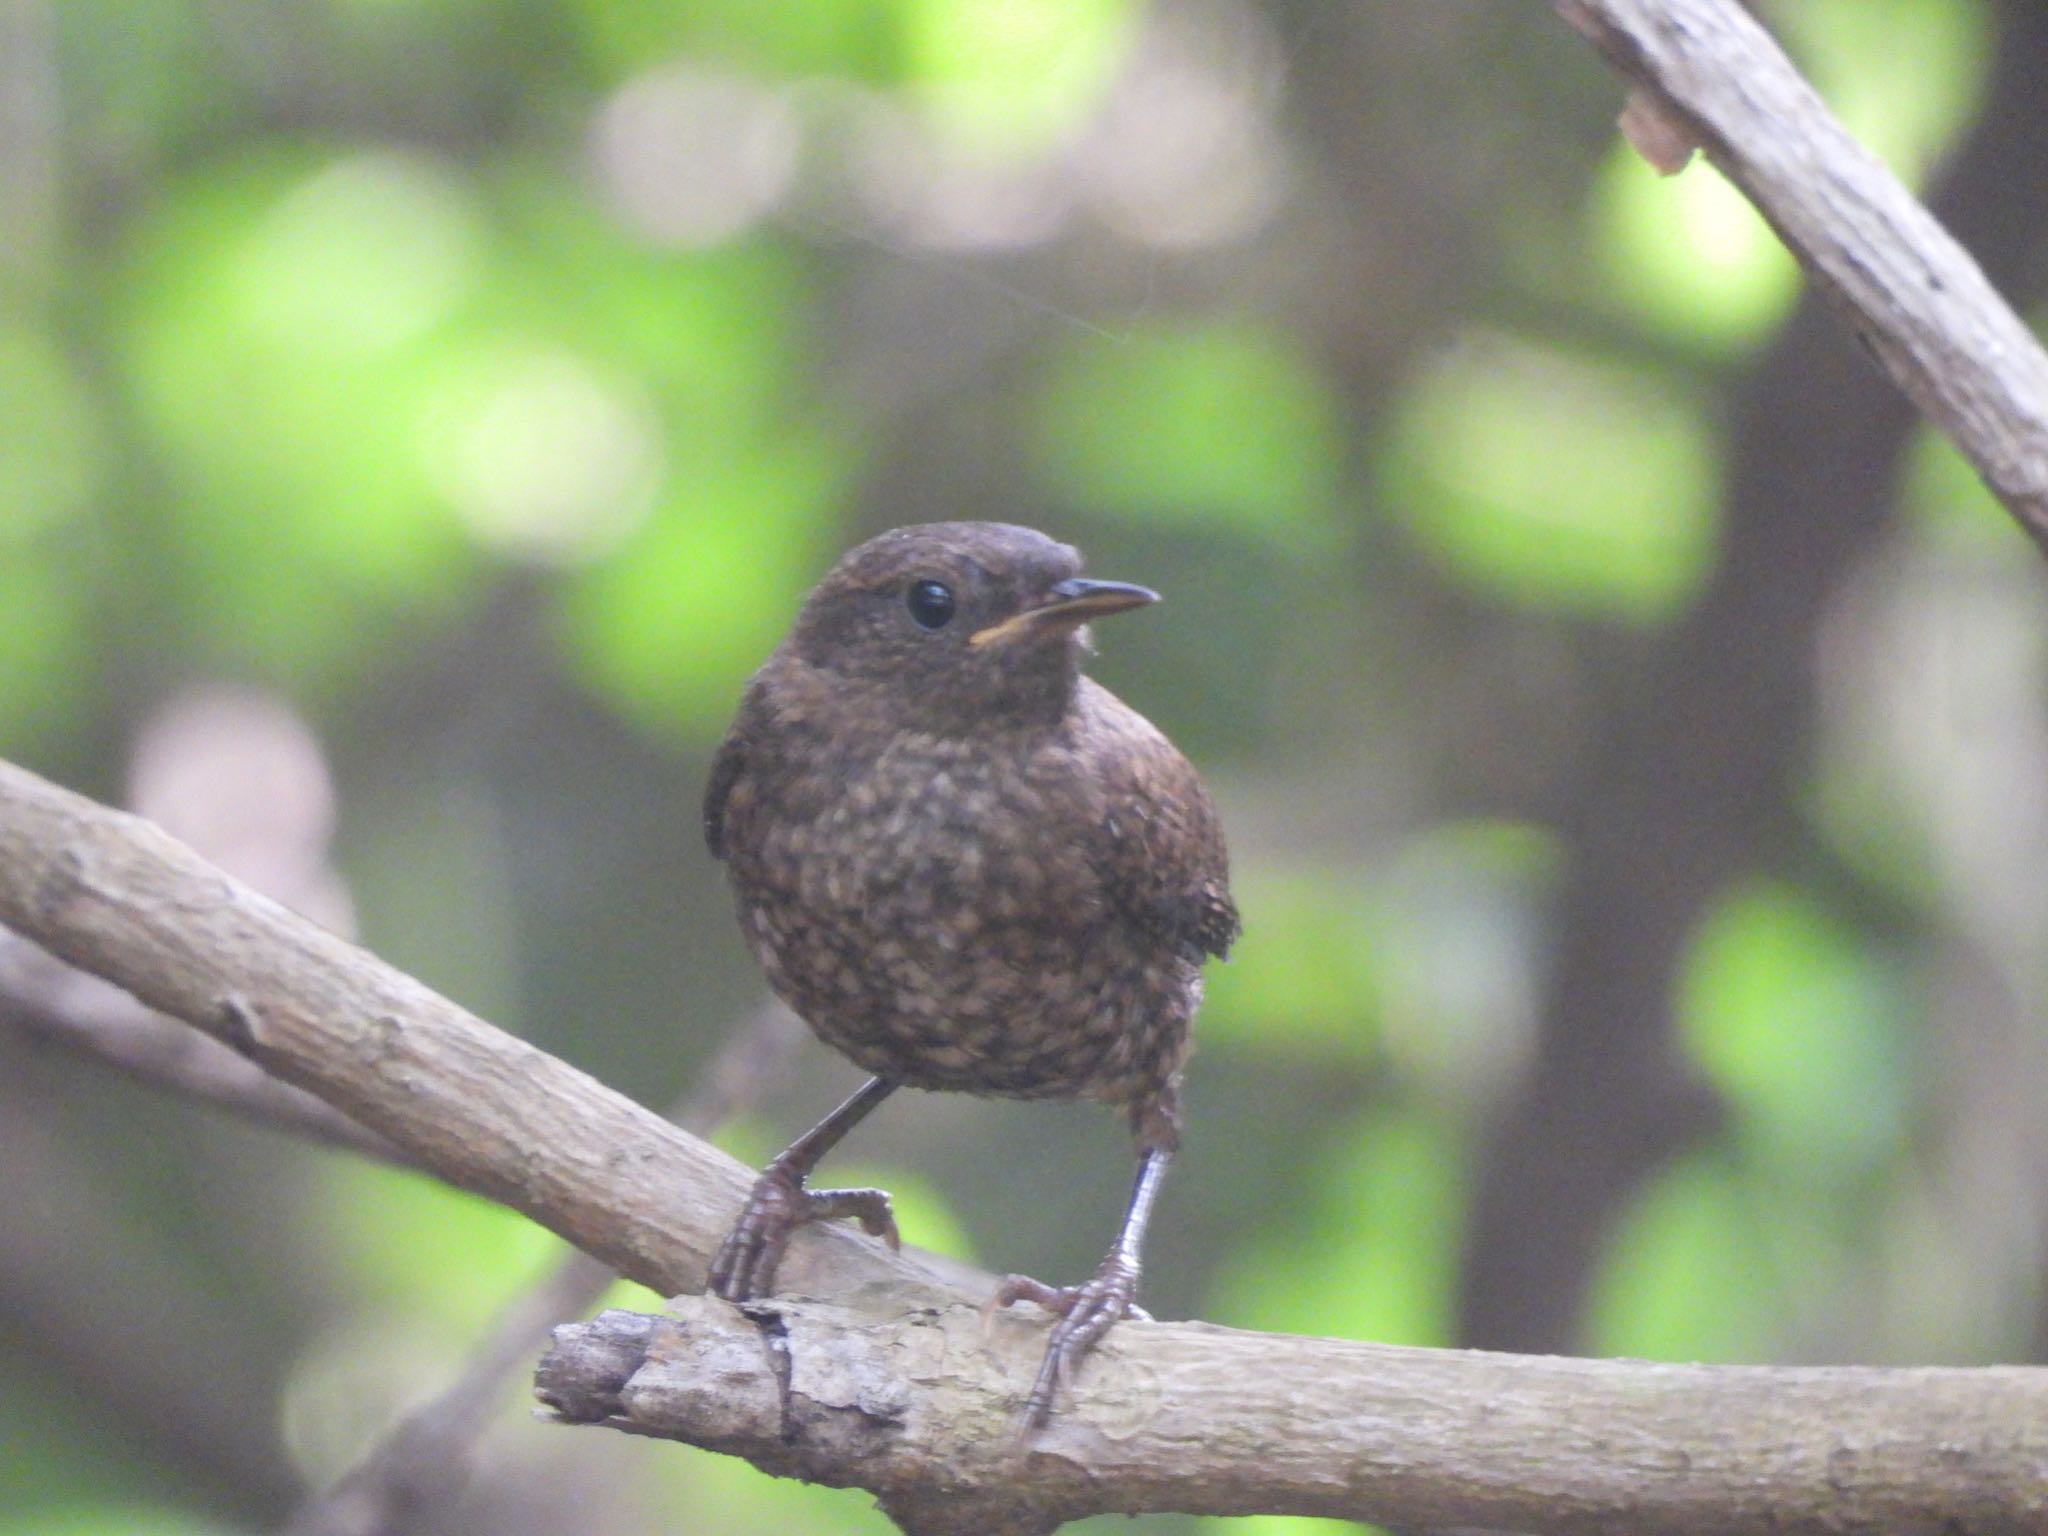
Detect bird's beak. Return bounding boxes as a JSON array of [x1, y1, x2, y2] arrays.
[[969, 577, 1160, 648]]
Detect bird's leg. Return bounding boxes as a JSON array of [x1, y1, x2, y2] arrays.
[[708, 1075, 899, 1302], [995, 1142, 1172, 1427]]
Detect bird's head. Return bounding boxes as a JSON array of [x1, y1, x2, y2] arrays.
[[785, 521, 1157, 732]]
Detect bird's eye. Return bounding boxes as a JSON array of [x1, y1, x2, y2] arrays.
[[905, 578, 956, 630]]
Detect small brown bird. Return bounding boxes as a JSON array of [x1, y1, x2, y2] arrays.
[[703, 521, 1238, 1423]]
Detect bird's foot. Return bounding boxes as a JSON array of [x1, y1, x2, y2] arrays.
[[993, 1254, 1146, 1427], [708, 1165, 898, 1302]]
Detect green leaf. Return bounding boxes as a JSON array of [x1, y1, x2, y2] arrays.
[[650, 1433, 901, 1534], [554, 431, 851, 740], [0, 326, 106, 538], [1902, 421, 2029, 555], [574, 0, 904, 82], [309, 1159, 567, 1323], [0, 555, 90, 750], [279, 1162, 571, 1483], [0, 1509, 240, 1536], [1777, 0, 1991, 188], [902, 0, 1137, 152], [1199, 865, 1382, 1059], [1204, 1519, 1390, 1536], [1592, 147, 1799, 353], [115, 149, 485, 682]]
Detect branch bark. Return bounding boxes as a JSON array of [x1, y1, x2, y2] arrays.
[[4, 762, 2048, 1533], [281, 1003, 806, 1536], [1554, 0, 2048, 550], [537, 1296, 2048, 1536]]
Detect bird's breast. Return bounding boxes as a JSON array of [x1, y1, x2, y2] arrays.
[[723, 726, 1193, 1101], [760, 732, 1105, 934]]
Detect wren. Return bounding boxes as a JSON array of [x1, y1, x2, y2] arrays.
[[703, 521, 1238, 1424]]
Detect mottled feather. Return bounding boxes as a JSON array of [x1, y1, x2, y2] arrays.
[[703, 521, 1239, 1424], [706, 521, 1234, 1116]]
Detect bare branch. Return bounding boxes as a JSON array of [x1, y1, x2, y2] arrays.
[[1466, 0, 2048, 1357], [538, 1296, 2048, 1536], [281, 1003, 807, 1536], [1554, 0, 2048, 550], [6, 757, 2048, 1528]]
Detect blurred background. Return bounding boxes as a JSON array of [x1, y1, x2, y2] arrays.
[[4, 0, 2048, 1532]]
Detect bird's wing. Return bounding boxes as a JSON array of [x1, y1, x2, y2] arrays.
[[1084, 681, 1241, 962], [704, 655, 839, 862], [703, 727, 747, 861]]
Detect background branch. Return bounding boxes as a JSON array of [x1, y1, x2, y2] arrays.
[[0, 757, 937, 1306], [1, 932, 408, 1169], [1554, 0, 2048, 547], [1465, 0, 2048, 1355]]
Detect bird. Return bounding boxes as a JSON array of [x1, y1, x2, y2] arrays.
[[702, 520, 1238, 1425]]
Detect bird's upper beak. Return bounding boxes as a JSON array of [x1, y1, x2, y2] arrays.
[[969, 577, 1160, 648]]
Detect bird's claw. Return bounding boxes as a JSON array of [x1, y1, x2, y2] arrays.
[[993, 1254, 1144, 1427], [708, 1167, 898, 1302]]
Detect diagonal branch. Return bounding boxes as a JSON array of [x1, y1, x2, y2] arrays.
[[281, 1002, 807, 1536], [1553, 0, 2048, 550], [1467, 0, 2048, 1357], [0, 756, 939, 1306]]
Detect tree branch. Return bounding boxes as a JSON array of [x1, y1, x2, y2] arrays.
[[1466, 0, 2048, 1355], [536, 1296, 2048, 1536], [3, 763, 2048, 1532], [0, 755, 961, 1304], [281, 1002, 806, 1536], [1553, 0, 2048, 551]]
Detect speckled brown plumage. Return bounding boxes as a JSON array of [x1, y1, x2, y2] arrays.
[[703, 521, 1237, 1424]]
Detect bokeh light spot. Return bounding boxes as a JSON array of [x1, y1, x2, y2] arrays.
[[593, 66, 801, 248], [1385, 329, 1719, 620], [234, 151, 481, 357], [903, 0, 1138, 155], [1027, 320, 1343, 546], [1594, 146, 1800, 351], [424, 344, 661, 566]]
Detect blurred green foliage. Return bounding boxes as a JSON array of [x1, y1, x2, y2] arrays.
[[1, 0, 2031, 1532], [1382, 330, 1720, 620], [1211, 1104, 1466, 1348], [1683, 880, 1911, 1175], [1027, 320, 1345, 547]]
